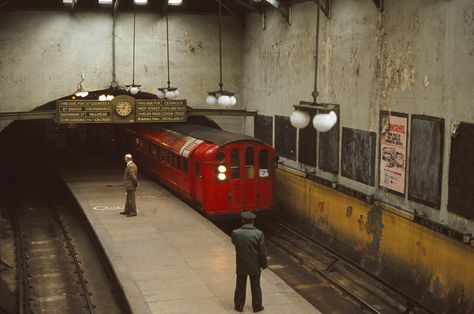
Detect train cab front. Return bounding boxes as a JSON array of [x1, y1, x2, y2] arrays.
[[199, 142, 276, 221]]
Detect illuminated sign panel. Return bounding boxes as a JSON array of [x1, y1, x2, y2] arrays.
[[56, 98, 187, 124], [135, 100, 186, 122], [57, 100, 112, 123]]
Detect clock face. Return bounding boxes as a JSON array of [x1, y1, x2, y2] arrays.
[[115, 100, 132, 117]]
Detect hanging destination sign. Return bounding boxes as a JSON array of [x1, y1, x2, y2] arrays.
[[135, 99, 187, 122], [57, 100, 112, 123], [56, 98, 187, 124]]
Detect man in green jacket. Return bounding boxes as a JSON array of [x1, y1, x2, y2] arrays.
[[232, 211, 267, 313]]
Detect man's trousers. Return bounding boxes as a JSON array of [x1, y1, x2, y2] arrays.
[[234, 273, 262, 310], [125, 190, 137, 215]]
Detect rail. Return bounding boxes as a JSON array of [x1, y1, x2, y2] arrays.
[[51, 208, 95, 313], [278, 220, 434, 314], [265, 229, 382, 313], [11, 209, 29, 314]]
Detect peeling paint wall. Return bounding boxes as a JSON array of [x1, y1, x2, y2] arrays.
[[0, 11, 244, 132], [242, 0, 474, 231]]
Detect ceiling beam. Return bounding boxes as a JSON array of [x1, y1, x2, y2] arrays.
[[113, 0, 120, 15], [228, 0, 263, 14], [161, 0, 168, 16], [214, 0, 237, 16], [372, 0, 383, 12], [287, 0, 330, 18]]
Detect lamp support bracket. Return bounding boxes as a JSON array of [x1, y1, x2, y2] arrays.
[[293, 101, 336, 112]]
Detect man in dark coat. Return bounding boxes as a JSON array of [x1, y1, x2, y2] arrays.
[[120, 153, 138, 217], [232, 211, 267, 313]]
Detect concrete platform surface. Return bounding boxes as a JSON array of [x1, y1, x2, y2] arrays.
[[57, 155, 320, 314]]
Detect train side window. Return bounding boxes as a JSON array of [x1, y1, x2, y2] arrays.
[[177, 156, 182, 170], [151, 145, 158, 158], [171, 154, 177, 168], [245, 147, 255, 178], [231, 149, 240, 178], [183, 159, 188, 173], [259, 149, 269, 177], [161, 147, 165, 161], [195, 162, 200, 177], [165, 150, 171, 164]]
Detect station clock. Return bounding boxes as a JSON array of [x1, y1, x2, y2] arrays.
[[115, 99, 133, 117]]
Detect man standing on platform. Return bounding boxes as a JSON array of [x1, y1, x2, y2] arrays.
[[120, 153, 138, 217], [232, 211, 267, 313]]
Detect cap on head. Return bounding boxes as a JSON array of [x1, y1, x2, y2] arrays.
[[125, 154, 132, 160], [241, 211, 256, 220]]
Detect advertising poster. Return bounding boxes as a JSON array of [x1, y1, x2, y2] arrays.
[[379, 114, 408, 194]]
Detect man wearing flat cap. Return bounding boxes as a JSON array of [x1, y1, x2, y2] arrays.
[[231, 211, 267, 313]]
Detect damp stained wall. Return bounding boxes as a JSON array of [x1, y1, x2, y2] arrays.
[[242, 0, 474, 232], [244, 0, 474, 310], [0, 10, 244, 132]]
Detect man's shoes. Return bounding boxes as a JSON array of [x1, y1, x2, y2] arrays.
[[119, 211, 127, 215], [234, 306, 243, 312], [253, 306, 264, 313], [126, 213, 137, 217]]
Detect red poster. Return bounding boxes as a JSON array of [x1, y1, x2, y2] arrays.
[[379, 114, 407, 194]]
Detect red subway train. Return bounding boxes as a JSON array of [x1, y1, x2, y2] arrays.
[[109, 122, 276, 219]]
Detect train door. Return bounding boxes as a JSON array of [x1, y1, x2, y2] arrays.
[[229, 146, 244, 211], [243, 146, 256, 210], [194, 160, 203, 205], [256, 148, 272, 208]]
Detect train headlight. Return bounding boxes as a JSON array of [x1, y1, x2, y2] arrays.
[[217, 165, 227, 173], [217, 173, 227, 181]]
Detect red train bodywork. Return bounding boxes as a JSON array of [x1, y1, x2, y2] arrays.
[[123, 124, 276, 218]]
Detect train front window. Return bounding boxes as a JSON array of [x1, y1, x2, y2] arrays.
[[259, 149, 269, 177], [231, 149, 240, 178], [216, 152, 225, 161], [245, 147, 255, 178], [183, 159, 188, 173]]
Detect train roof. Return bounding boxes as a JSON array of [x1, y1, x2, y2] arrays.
[[152, 123, 264, 146]]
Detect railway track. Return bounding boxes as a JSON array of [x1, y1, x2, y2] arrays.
[[12, 195, 96, 313], [259, 216, 434, 314], [0, 160, 124, 314]]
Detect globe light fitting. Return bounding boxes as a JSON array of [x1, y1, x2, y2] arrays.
[[313, 111, 337, 132], [290, 110, 310, 129], [127, 6, 141, 96], [204, 1, 237, 107], [291, 2, 338, 133], [158, 14, 180, 100]]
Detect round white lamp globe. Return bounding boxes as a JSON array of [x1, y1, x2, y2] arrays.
[[290, 110, 310, 129], [173, 89, 179, 98], [165, 90, 175, 99], [130, 86, 140, 95], [313, 112, 337, 132], [206, 94, 217, 105], [229, 96, 237, 106], [218, 95, 231, 106], [157, 89, 165, 99]]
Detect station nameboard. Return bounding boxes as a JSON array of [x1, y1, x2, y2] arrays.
[[56, 97, 187, 124]]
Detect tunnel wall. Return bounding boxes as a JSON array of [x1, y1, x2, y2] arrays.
[[276, 167, 474, 312]]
